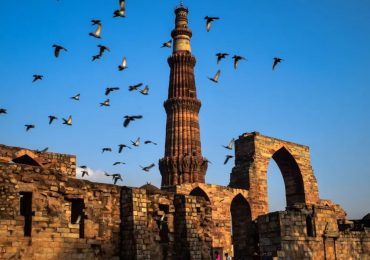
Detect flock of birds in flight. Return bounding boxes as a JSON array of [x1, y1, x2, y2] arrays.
[[0, 0, 285, 185]]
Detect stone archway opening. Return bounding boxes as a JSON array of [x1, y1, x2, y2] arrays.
[[189, 187, 210, 202], [230, 194, 254, 259], [268, 146, 306, 210]]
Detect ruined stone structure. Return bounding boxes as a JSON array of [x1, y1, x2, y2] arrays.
[[1, 5, 370, 260]]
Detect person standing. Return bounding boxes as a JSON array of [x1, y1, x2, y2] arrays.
[[214, 251, 221, 260], [225, 252, 232, 260]]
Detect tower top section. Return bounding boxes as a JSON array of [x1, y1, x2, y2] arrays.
[[172, 5, 192, 53]]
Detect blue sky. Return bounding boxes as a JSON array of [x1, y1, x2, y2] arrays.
[[1, 0, 369, 219]]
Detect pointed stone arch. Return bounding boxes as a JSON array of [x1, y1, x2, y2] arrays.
[[189, 187, 210, 202]]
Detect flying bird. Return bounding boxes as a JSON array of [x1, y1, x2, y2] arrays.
[[161, 40, 172, 48], [202, 158, 212, 166], [48, 115, 58, 124], [113, 0, 126, 18], [140, 85, 149, 95], [70, 93, 80, 101], [100, 99, 110, 107], [224, 155, 234, 165], [79, 165, 88, 169], [140, 163, 155, 172], [208, 70, 221, 83], [232, 55, 246, 69], [105, 172, 123, 184], [118, 144, 131, 153], [52, 44, 67, 58], [123, 115, 143, 127], [223, 138, 235, 150], [156, 214, 167, 231], [62, 115, 72, 126], [131, 137, 140, 147], [102, 147, 112, 153], [0, 108, 7, 114], [118, 56, 127, 71], [32, 74, 43, 82], [91, 19, 101, 26], [25, 124, 35, 131], [89, 22, 102, 39], [105, 87, 119, 96], [216, 53, 229, 64], [128, 83, 143, 91], [97, 44, 110, 56], [204, 16, 219, 32], [36, 147, 48, 153], [272, 57, 284, 70], [81, 170, 89, 177], [113, 161, 126, 166], [92, 54, 101, 61], [144, 140, 157, 145]]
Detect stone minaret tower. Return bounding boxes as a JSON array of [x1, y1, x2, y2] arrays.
[[159, 5, 208, 187]]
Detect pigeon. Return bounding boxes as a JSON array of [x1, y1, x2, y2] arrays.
[[161, 40, 172, 48], [118, 57, 127, 71], [92, 54, 101, 61], [100, 99, 110, 107], [91, 19, 101, 26], [272, 57, 284, 70], [202, 158, 212, 166], [216, 53, 229, 64], [36, 147, 48, 153], [128, 83, 143, 91], [118, 144, 131, 153], [144, 140, 157, 145], [156, 214, 167, 230], [224, 155, 234, 165], [140, 85, 149, 95], [48, 115, 58, 124], [208, 70, 221, 83], [113, 0, 126, 18], [81, 170, 89, 177], [105, 172, 123, 184], [102, 147, 112, 153], [123, 115, 143, 127], [0, 108, 7, 114], [32, 74, 43, 82], [89, 22, 102, 38], [223, 138, 235, 150], [97, 44, 110, 56], [62, 115, 72, 126], [140, 163, 155, 172], [131, 137, 140, 147], [232, 55, 246, 69], [105, 87, 119, 96], [70, 93, 80, 101], [79, 165, 88, 169], [25, 124, 35, 131], [52, 44, 67, 58], [204, 16, 219, 32], [113, 161, 126, 166]]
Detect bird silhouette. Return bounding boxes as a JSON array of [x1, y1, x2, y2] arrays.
[[216, 53, 229, 64], [144, 140, 157, 145], [25, 124, 35, 131], [36, 147, 48, 153], [113, 0, 125, 18], [272, 57, 284, 70], [113, 161, 126, 166], [223, 138, 235, 150], [89, 22, 102, 38], [52, 44, 67, 58], [118, 57, 127, 71], [100, 99, 110, 107], [140, 85, 149, 95], [91, 19, 101, 26], [208, 70, 221, 83], [70, 93, 80, 101], [0, 108, 7, 114], [32, 74, 43, 82], [102, 147, 112, 153], [202, 158, 212, 166], [62, 115, 72, 126], [204, 16, 219, 32], [48, 115, 58, 124], [131, 137, 140, 147], [156, 214, 167, 231], [97, 44, 110, 56], [81, 170, 89, 177], [92, 54, 101, 61], [105, 87, 119, 96], [105, 172, 123, 184], [161, 40, 172, 48], [224, 155, 234, 165], [232, 55, 246, 69], [79, 165, 88, 169], [123, 115, 143, 127], [118, 144, 131, 153], [128, 83, 143, 91], [140, 163, 155, 172]]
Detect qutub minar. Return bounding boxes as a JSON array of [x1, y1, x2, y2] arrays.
[[0, 5, 369, 260]]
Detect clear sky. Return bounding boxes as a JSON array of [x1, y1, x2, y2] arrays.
[[1, 0, 369, 219]]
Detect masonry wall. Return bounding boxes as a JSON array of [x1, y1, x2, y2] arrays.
[[0, 162, 120, 260]]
